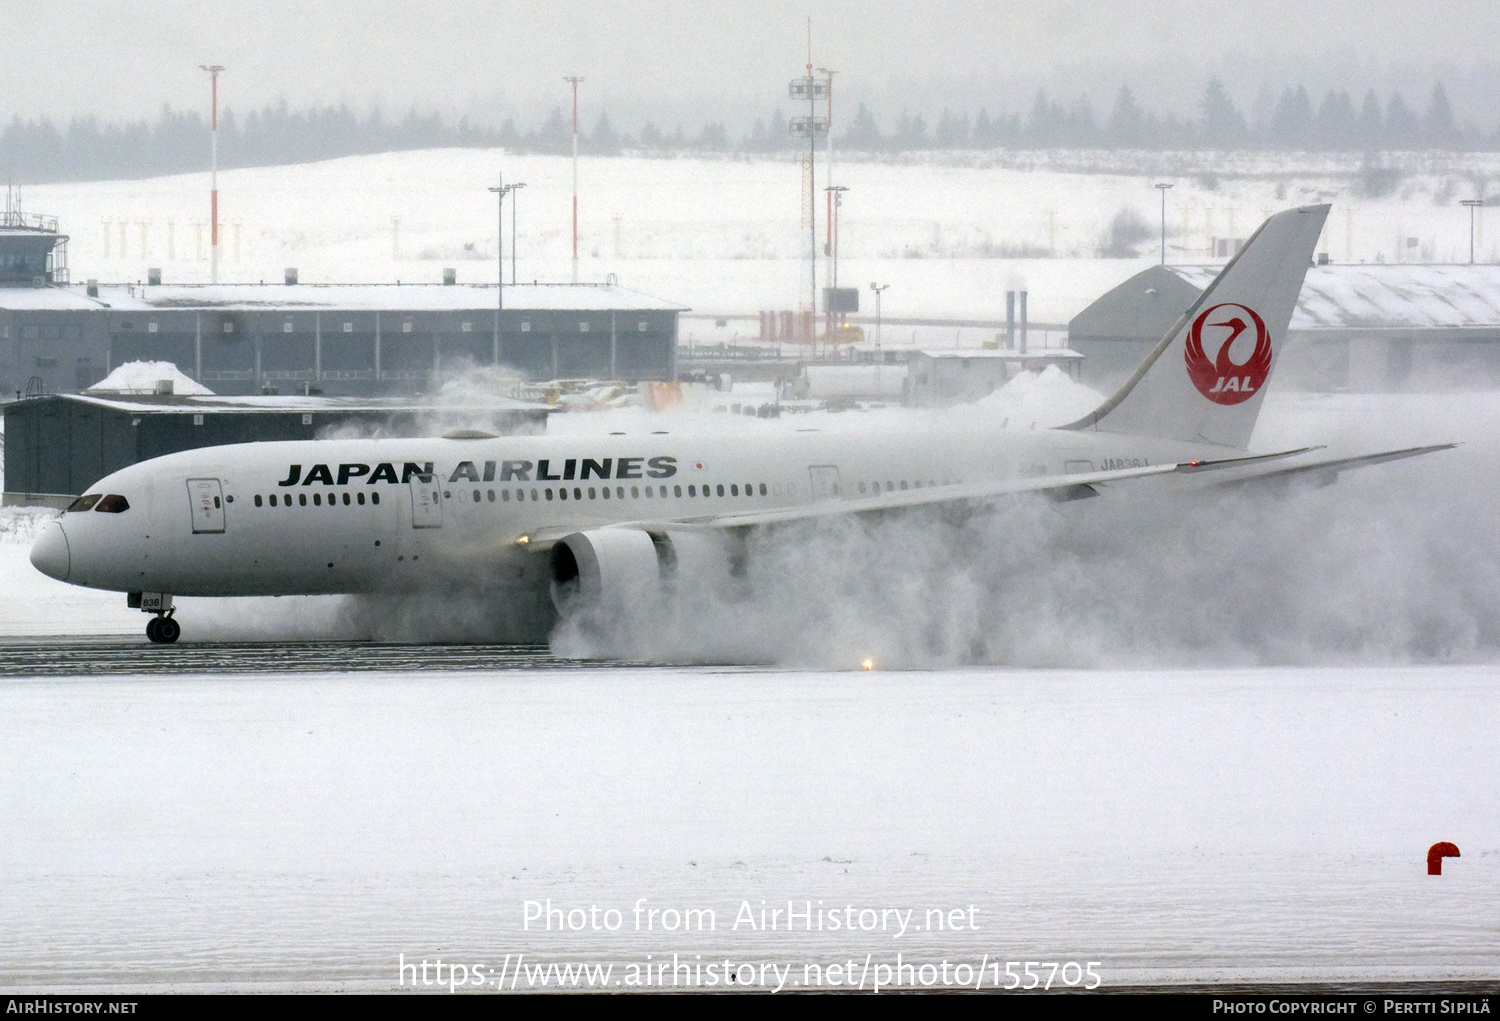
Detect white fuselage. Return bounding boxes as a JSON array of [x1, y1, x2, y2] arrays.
[[35, 417, 1216, 599]]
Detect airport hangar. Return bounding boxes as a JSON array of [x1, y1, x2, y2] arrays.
[[2, 278, 686, 399], [1069, 263, 1500, 393], [0, 218, 686, 400]]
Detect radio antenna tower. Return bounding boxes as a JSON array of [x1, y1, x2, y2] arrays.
[[199, 64, 226, 284], [787, 20, 828, 348], [565, 76, 585, 284]]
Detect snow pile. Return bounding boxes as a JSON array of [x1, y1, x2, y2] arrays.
[[0, 507, 60, 545], [975, 365, 1105, 426], [85, 362, 213, 396]]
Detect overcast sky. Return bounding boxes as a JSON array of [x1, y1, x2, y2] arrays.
[[8, 1, 1500, 129]]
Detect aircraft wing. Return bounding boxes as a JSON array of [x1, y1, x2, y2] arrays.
[[1204, 443, 1457, 489], [516, 447, 1335, 547], [516, 443, 1455, 548]]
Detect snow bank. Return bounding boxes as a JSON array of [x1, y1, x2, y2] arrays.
[[0, 507, 57, 545], [86, 361, 214, 396], [975, 364, 1105, 426]]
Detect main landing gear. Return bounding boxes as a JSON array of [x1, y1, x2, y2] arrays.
[[146, 612, 181, 644]]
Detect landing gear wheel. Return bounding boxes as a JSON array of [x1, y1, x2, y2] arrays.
[[146, 617, 161, 643], [156, 617, 181, 644]]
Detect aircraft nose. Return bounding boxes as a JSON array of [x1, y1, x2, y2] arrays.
[[30, 520, 71, 581]]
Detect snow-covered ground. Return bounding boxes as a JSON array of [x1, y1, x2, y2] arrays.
[[23, 148, 1500, 330], [0, 664, 1494, 992]]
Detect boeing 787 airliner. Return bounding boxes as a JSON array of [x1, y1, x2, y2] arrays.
[[30, 205, 1449, 643]]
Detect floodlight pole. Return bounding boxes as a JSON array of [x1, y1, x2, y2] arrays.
[[199, 64, 225, 283], [565, 76, 585, 284], [817, 67, 837, 335], [487, 176, 506, 311], [488, 175, 507, 363], [1155, 182, 1173, 265], [510, 182, 525, 284], [1461, 199, 1483, 264], [827, 185, 848, 326], [870, 282, 889, 350], [870, 281, 889, 393]]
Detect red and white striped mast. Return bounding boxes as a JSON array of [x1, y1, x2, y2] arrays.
[[564, 76, 584, 284], [199, 64, 225, 284]]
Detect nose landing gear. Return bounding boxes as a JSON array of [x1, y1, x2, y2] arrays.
[[132, 592, 180, 643], [145, 612, 180, 644]]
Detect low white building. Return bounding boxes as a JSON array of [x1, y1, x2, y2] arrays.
[[906, 349, 1083, 408]]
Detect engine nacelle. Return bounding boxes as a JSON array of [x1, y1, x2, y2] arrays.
[[549, 528, 731, 617]]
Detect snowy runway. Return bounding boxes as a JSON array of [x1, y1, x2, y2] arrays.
[[0, 661, 1494, 991]]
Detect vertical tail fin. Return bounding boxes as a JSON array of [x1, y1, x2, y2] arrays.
[[1063, 204, 1329, 449]]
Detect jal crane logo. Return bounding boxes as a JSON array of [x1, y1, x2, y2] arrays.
[[1183, 302, 1272, 405]]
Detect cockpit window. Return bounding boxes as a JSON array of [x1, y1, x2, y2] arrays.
[[94, 494, 130, 513], [67, 494, 101, 512]]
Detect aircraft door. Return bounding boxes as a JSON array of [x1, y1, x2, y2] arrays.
[[187, 478, 226, 533], [409, 477, 443, 528], [808, 465, 842, 501]]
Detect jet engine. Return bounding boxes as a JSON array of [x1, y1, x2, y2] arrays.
[[548, 527, 731, 617]]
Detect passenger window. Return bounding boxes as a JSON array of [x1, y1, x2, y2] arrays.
[[254, 495, 263, 507], [487, 490, 495, 502], [95, 494, 130, 513], [474, 489, 482, 502], [559, 488, 568, 501], [731, 484, 739, 496], [372, 491, 380, 505], [716, 484, 724, 497], [588, 487, 596, 499], [602, 487, 611, 499], [530, 489, 538, 501], [687, 485, 695, 497], [314, 493, 322, 506], [644, 486, 653, 499], [574, 487, 582, 500], [631, 486, 639, 498], [546, 489, 554, 500], [343, 492, 352, 505], [759, 483, 767, 496], [503, 490, 511, 501], [900, 481, 908, 490], [67, 494, 101, 512], [358, 492, 366, 505], [674, 485, 682, 497], [299, 493, 308, 506], [616, 487, 624, 499]]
